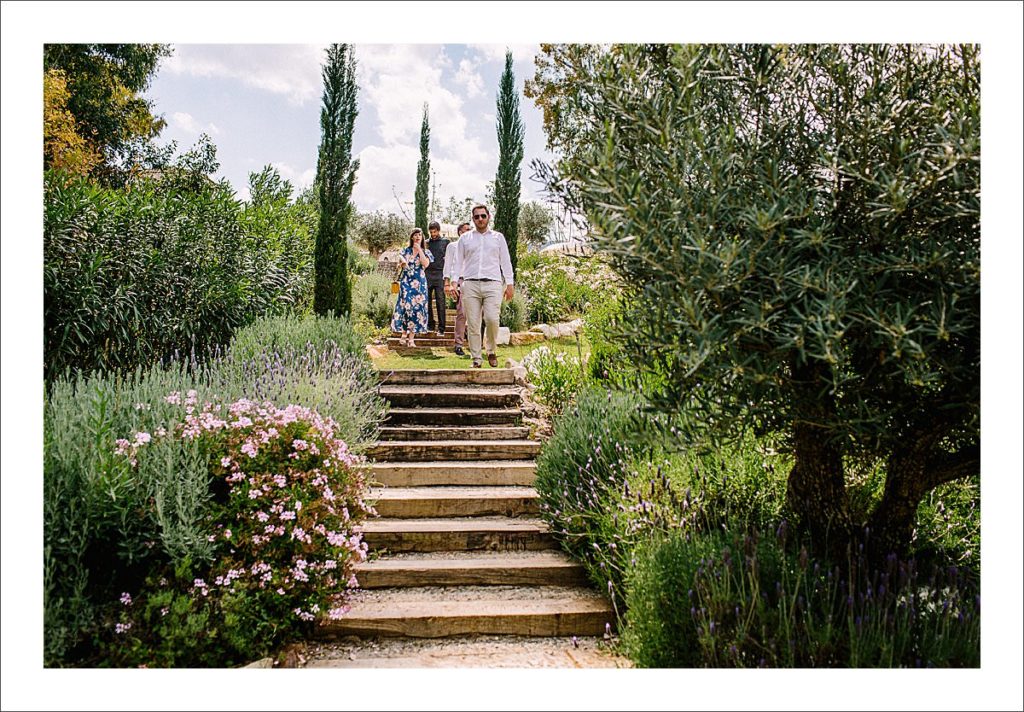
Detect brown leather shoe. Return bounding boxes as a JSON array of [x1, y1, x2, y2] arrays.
[[487, 353, 498, 368]]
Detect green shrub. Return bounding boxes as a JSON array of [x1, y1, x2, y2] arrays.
[[44, 171, 311, 381], [521, 346, 587, 415], [518, 254, 607, 324], [44, 319, 386, 665], [624, 527, 980, 667], [348, 248, 378, 276], [353, 272, 396, 328], [500, 291, 529, 332], [225, 312, 365, 364], [44, 363, 215, 665]]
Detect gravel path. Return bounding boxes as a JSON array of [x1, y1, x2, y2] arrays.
[[302, 634, 632, 668]]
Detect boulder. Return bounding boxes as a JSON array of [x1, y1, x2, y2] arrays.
[[510, 331, 546, 346], [512, 366, 528, 386], [496, 327, 511, 346], [555, 322, 577, 338], [529, 324, 548, 334]]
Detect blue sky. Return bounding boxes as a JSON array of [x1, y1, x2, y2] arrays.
[[146, 43, 555, 213]]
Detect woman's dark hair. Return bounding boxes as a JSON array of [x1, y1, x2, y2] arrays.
[[408, 228, 424, 249]]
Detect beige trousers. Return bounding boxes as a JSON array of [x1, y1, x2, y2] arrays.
[[462, 279, 503, 361]]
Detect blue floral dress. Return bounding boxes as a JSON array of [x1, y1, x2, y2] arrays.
[[391, 246, 434, 333]]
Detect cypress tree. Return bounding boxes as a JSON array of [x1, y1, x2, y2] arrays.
[[494, 50, 525, 272], [314, 43, 360, 317], [415, 103, 431, 232]]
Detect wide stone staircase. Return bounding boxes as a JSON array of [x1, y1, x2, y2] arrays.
[[318, 368, 615, 643]]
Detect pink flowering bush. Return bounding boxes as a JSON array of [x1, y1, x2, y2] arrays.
[[103, 395, 374, 667]]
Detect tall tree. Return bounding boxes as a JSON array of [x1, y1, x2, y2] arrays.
[[353, 211, 411, 257], [534, 44, 980, 560], [43, 44, 171, 182], [314, 44, 360, 317], [43, 69, 101, 177], [493, 50, 525, 272], [414, 104, 431, 231], [518, 200, 555, 248]]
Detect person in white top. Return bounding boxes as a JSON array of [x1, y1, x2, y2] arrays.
[[443, 222, 471, 356], [457, 204, 514, 368]]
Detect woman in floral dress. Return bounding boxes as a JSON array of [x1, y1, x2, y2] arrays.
[[391, 228, 433, 346]]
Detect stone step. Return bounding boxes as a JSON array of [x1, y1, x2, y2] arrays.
[[362, 517, 553, 552], [378, 369, 516, 386], [354, 551, 588, 588], [378, 425, 530, 441], [371, 460, 536, 486], [368, 440, 541, 462], [385, 408, 522, 426], [369, 486, 540, 518], [379, 385, 522, 409], [319, 586, 613, 638]]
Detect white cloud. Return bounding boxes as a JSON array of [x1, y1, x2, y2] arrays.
[[352, 144, 492, 217], [468, 44, 540, 69], [169, 111, 220, 136], [164, 44, 326, 105], [453, 58, 485, 99], [271, 162, 316, 193]]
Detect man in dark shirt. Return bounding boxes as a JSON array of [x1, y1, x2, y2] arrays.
[[424, 221, 449, 336]]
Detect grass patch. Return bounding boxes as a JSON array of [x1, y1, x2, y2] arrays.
[[370, 335, 589, 370]]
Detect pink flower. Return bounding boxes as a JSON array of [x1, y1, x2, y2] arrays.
[[220, 456, 233, 468]]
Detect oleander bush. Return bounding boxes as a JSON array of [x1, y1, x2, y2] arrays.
[[44, 166, 316, 381]]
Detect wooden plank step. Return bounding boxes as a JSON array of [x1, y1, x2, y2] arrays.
[[362, 516, 554, 552], [368, 440, 541, 462], [379, 385, 522, 409], [354, 551, 587, 588], [378, 369, 516, 386], [386, 338, 454, 348], [319, 587, 613, 638], [378, 425, 530, 441], [371, 460, 535, 486], [385, 408, 522, 426], [369, 486, 540, 518]]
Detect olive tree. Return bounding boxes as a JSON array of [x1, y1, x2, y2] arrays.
[[535, 44, 979, 557]]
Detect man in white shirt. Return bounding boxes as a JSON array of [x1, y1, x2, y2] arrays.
[[458, 204, 514, 368], [443, 222, 471, 356]]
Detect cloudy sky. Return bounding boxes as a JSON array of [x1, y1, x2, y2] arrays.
[[147, 43, 555, 215]]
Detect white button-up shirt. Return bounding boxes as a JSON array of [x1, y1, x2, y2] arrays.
[[456, 228, 515, 286], [442, 239, 462, 282]]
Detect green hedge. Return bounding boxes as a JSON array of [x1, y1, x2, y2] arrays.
[[44, 171, 314, 381]]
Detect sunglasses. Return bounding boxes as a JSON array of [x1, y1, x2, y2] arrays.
[[472, 214, 488, 220]]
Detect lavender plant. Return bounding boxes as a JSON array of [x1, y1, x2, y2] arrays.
[[623, 526, 980, 667]]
